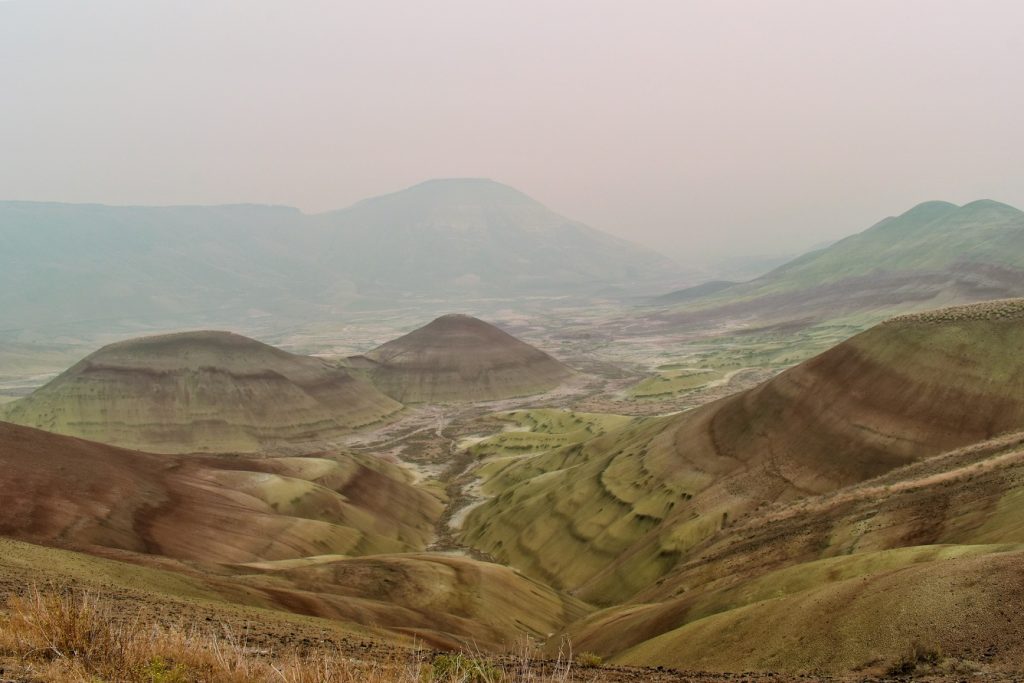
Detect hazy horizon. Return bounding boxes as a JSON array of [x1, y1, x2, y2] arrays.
[[2, 0, 1023, 264]]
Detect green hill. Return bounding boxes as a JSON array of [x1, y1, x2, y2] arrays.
[[460, 300, 1024, 605], [657, 199, 1024, 327], [0, 330, 402, 452]]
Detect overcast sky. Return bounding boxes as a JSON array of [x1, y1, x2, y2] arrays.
[[2, 0, 1022, 264]]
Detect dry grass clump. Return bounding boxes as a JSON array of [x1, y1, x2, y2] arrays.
[[885, 641, 943, 676], [885, 298, 1024, 325], [0, 586, 582, 682]]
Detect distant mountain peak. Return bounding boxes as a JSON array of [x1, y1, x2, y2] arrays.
[[894, 200, 959, 222], [894, 199, 1023, 222], [959, 198, 1023, 214], [344, 177, 540, 214], [411, 177, 511, 189]]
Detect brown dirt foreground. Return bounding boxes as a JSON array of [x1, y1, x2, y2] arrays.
[[0, 553, 803, 683], [1, 587, 1020, 683], [0, 588, 762, 683], [6, 584, 1002, 683]]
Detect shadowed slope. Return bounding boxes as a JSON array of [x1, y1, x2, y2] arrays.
[[461, 300, 1024, 603], [1, 331, 402, 453], [0, 421, 439, 562], [358, 314, 574, 403], [233, 553, 590, 649]]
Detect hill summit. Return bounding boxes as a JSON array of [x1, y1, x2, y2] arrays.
[[356, 314, 574, 403], [1, 330, 402, 453]]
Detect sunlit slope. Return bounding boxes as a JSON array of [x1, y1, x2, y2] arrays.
[[1, 331, 402, 453], [564, 428, 1024, 672], [461, 300, 1024, 604], [234, 553, 591, 650], [0, 537, 390, 645], [660, 199, 1024, 325], [357, 314, 574, 403], [0, 421, 440, 561], [618, 549, 1024, 673], [765, 200, 1024, 287], [465, 409, 632, 459], [0, 422, 586, 650], [0, 534, 588, 652]]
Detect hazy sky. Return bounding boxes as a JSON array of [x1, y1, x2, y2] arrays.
[[2, 1, 1023, 265]]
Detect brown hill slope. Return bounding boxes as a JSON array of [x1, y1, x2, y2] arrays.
[[1, 330, 402, 453], [460, 300, 1024, 604], [231, 552, 589, 649], [0, 421, 439, 561], [0, 422, 589, 649], [356, 314, 574, 403]]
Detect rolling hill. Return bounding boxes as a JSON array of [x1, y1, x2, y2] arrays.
[[0, 420, 440, 562], [460, 299, 1024, 606], [351, 314, 575, 403], [563, 424, 1024, 673], [0, 421, 588, 649], [6, 301, 1024, 673], [0, 330, 402, 453], [656, 199, 1024, 328]]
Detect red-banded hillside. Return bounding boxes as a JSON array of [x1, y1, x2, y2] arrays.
[[354, 314, 574, 403], [1, 331, 402, 453], [460, 300, 1024, 604]]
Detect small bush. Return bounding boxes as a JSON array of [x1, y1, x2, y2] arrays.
[[886, 641, 943, 676], [429, 653, 504, 682], [575, 652, 603, 668], [139, 656, 190, 683]]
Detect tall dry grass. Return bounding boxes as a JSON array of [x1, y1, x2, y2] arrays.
[[0, 586, 585, 682]]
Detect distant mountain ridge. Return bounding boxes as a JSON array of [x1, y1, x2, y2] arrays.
[[655, 199, 1024, 327], [0, 179, 680, 333]]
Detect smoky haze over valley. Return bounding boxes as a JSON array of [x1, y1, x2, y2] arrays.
[[2, 0, 1023, 267], [10, 3, 1024, 680]]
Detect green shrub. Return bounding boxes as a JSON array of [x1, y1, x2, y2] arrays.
[[576, 651, 603, 668], [138, 656, 190, 683], [428, 653, 504, 682]]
